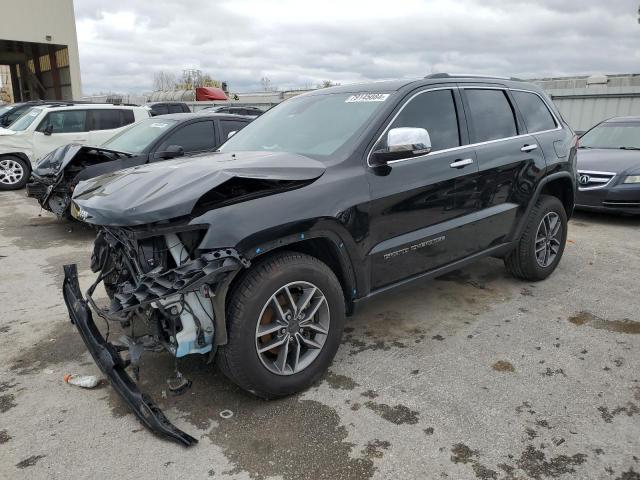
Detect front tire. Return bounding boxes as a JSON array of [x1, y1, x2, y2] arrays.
[[504, 195, 567, 281], [0, 156, 30, 190], [218, 251, 345, 399]]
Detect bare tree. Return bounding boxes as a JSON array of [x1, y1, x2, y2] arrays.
[[317, 80, 341, 89], [260, 76, 273, 92], [153, 71, 176, 91]]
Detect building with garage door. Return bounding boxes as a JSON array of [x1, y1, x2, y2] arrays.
[[0, 0, 82, 102]]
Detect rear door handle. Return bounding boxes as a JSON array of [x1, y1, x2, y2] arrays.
[[450, 158, 474, 169], [521, 144, 538, 152]]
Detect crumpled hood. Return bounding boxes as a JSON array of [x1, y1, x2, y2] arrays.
[[72, 151, 326, 226], [577, 148, 640, 175], [33, 143, 86, 177]]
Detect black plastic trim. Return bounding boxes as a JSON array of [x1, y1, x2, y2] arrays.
[[62, 263, 198, 447]]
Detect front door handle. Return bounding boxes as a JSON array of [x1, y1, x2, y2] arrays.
[[450, 158, 474, 169], [521, 144, 538, 152]]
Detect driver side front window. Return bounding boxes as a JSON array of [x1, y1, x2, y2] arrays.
[[385, 89, 460, 152]]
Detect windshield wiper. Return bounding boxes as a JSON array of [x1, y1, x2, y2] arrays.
[[619, 146, 640, 150]]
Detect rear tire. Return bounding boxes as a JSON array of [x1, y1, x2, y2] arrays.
[[504, 195, 567, 281], [0, 155, 30, 190], [218, 251, 345, 399]]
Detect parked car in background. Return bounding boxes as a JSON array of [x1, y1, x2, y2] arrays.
[[63, 74, 576, 445], [146, 102, 191, 116], [0, 103, 149, 190], [0, 100, 74, 127], [576, 116, 640, 214], [204, 105, 264, 117], [27, 112, 253, 217]]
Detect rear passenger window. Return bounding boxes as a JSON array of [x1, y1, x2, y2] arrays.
[[168, 104, 184, 114], [387, 89, 460, 152], [158, 121, 216, 153], [465, 89, 517, 142], [91, 110, 123, 130], [512, 90, 557, 133]]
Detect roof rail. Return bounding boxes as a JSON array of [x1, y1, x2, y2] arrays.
[[425, 73, 523, 81]]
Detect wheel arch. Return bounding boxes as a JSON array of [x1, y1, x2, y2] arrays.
[[539, 175, 575, 219], [0, 152, 32, 173], [511, 171, 575, 243]]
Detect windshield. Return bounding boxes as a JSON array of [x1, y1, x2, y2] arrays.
[[102, 118, 178, 154], [0, 105, 13, 116], [580, 122, 640, 149], [8, 107, 43, 131], [220, 92, 391, 157]]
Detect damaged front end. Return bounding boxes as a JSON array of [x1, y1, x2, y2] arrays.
[[63, 225, 249, 446], [27, 145, 134, 218]]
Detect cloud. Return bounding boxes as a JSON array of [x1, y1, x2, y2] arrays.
[[73, 0, 640, 95]]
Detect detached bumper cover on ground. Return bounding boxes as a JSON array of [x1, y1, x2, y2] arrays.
[[62, 263, 198, 447]]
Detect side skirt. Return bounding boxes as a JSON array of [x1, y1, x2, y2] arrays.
[[354, 242, 513, 304]]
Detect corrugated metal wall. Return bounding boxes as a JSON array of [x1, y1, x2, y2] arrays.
[[534, 74, 640, 132]]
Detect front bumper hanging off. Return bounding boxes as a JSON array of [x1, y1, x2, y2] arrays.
[[62, 264, 198, 447]]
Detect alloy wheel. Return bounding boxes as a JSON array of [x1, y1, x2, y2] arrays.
[[255, 281, 330, 375], [535, 211, 562, 268], [0, 159, 24, 186]]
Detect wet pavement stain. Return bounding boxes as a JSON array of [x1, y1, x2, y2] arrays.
[[568, 311, 640, 334], [324, 371, 359, 390], [103, 352, 377, 480], [42, 252, 92, 289], [0, 325, 10, 334], [450, 444, 498, 479], [362, 439, 391, 459], [0, 212, 95, 250], [361, 389, 379, 399], [597, 403, 639, 423], [0, 429, 11, 443], [492, 360, 515, 373], [515, 445, 587, 479], [364, 401, 419, 425], [15, 455, 46, 469], [10, 322, 87, 374], [0, 394, 17, 413], [616, 469, 640, 480]]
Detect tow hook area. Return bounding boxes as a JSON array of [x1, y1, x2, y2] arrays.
[[62, 263, 198, 447]]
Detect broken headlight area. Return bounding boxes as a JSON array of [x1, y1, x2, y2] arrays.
[[63, 226, 249, 445]]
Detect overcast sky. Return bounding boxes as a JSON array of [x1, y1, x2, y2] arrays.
[[74, 0, 640, 94]]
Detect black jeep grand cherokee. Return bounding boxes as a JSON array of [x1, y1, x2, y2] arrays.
[[63, 74, 577, 445]]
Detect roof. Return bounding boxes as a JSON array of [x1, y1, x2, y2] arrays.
[[605, 116, 640, 123], [302, 73, 533, 97], [153, 112, 254, 121]]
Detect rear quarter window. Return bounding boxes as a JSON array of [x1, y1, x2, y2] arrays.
[[512, 90, 557, 133]]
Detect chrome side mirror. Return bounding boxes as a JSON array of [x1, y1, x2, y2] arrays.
[[370, 127, 431, 166]]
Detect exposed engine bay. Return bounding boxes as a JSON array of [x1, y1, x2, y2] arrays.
[[27, 146, 133, 218], [63, 224, 249, 445]]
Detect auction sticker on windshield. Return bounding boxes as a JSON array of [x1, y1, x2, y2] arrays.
[[345, 93, 390, 103], [150, 123, 170, 128]]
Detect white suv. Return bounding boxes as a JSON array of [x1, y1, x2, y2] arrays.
[[0, 103, 149, 190]]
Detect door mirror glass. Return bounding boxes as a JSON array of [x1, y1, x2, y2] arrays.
[[159, 144, 184, 159], [371, 127, 431, 166]]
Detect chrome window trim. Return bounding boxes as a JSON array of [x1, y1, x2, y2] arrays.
[[367, 86, 562, 168], [577, 170, 617, 191]]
